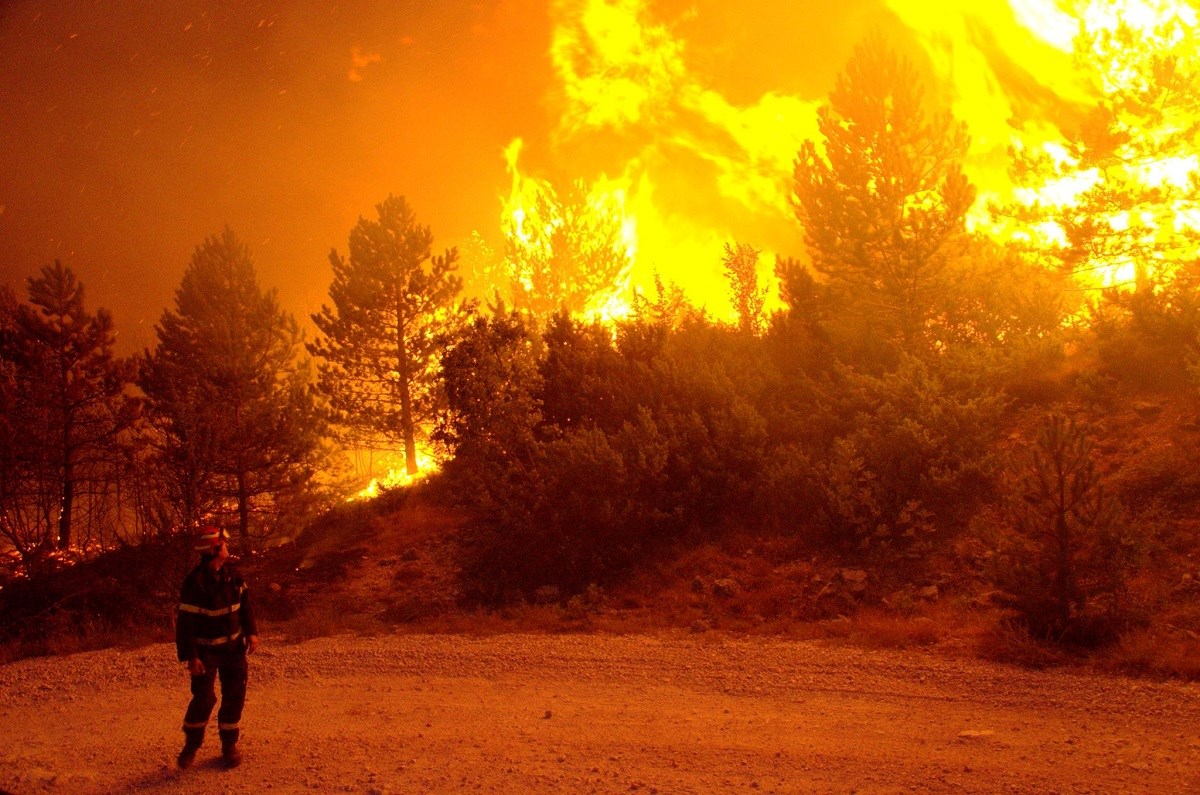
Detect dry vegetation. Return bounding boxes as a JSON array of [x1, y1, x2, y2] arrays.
[[209, 384, 1200, 681], [4, 371, 1200, 684]]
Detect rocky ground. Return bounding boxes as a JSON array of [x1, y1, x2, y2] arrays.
[[3, 632, 1199, 793]]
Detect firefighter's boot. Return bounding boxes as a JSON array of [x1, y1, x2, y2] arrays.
[[220, 727, 242, 769], [177, 729, 204, 770], [221, 744, 242, 769]]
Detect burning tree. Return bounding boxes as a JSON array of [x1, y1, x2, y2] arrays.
[[1000, 2, 1200, 290], [792, 36, 976, 351], [721, 242, 768, 336], [998, 3, 1200, 381], [310, 195, 462, 476], [142, 230, 326, 546], [501, 141, 635, 319]]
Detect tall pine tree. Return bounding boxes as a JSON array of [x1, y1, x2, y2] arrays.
[[999, 8, 1200, 293], [793, 36, 975, 351], [142, 229, 326, 546], [309, 195, 462, 475], [0, 263, 138, 554]]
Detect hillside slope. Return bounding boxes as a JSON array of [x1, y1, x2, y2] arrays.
[[244, 389, 1200, 678]]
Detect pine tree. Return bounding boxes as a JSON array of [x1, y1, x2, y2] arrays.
[[142, 229, 326, 546], [721, 242, 768, 335], [999, 9, 1200, 292], [309, 195, 462, 475], [0, 286, 34, 556], [793, 36, 975, 349], [0, 263, 139, 554], [997, 413, 1132, 644], [502, 179, 630, 317]]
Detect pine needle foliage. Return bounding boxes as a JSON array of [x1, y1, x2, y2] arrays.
[[310, 195, 462, 475]]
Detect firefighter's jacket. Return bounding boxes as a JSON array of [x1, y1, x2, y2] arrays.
[[176, 561, 258, 662]]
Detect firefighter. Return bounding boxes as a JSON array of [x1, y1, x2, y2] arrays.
[[175, 525, 260, 770]]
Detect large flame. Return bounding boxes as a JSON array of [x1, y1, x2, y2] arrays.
[[489, 0, 815, 323], [350, 0, 1200, 506], [501, 138, 639, 322], [891, 0, 1200, 287], [349, 445, 442, 501], [483, 0, 1200, 309]]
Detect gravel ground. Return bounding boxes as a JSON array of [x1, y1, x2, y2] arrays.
[[2, 632, 1199, 793]]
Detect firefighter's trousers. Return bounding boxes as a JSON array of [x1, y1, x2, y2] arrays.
[[182, 648, 248, 749]]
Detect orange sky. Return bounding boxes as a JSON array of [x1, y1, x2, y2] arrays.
[[0, 0, 914, 351]]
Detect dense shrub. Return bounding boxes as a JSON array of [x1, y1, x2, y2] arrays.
[[440, 285, 1027, 601], [991, 413, 1139, 646], [441, 310, 777, 601], [0, 537, 187, 651], [1090, 262, 1200, 389], [812, 357, 1005, 550]]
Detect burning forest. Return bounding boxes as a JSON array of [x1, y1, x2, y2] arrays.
[[4, 0, 1200, 679]]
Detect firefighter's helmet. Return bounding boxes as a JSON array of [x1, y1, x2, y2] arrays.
[[194, 525, 230, 553]]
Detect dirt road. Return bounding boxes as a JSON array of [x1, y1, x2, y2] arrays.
[[2, 633, 1198, 793]]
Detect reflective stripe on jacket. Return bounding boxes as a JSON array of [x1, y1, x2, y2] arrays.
[[176, 561, 258, 662]]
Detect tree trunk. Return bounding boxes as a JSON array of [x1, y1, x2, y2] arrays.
[[1054, 507, 1073, 637], [395, 313, 418, 476], [42, 495, 55, 550], [237, 470, 251, 552], [183, 462, 198, 535], [57, 358, 73, 551], [58, 454, 72, 551], [1135, 260, 1149, 294]]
